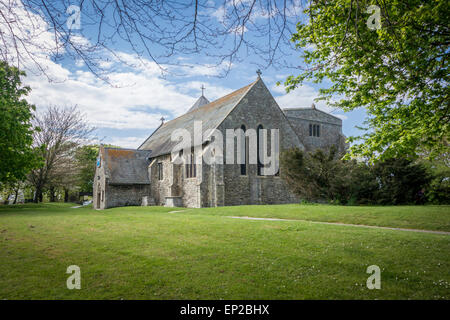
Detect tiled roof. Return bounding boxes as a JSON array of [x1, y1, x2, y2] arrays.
[[138, 80, 257, 157], [102, 147, 151, 185]]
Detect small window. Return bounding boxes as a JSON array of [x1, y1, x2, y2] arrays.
[[310, 124, 320, 137], [158, 162, 163, 180], [257, 124, 263, 176], [186, 147, 196, 178], [240, 125, 247, 175], [101, 190, 104, 201]]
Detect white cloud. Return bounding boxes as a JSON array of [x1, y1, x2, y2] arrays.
[[181, 81, 232, 100], [3, 3, 230, 148], [26, 65, 199, 130], [101, 136, 148, 149], [6, 1, 347, 150]]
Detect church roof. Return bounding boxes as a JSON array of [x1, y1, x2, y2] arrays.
[[138, 79, 258, 157], [283, 107, 342, 125], [187, 95, 210, 112], [102, 147, 151, 185]]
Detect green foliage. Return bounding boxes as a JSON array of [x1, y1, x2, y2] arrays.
[[421, 157, 450, 204], [74, 145, 99, 193], [281, 147, 433, 205], [280, 146, 344, 202], [373, 158, 431, 205], [73, 144, 121, 193], [283, 0, 449, 161], [0, 62, 40, 184]]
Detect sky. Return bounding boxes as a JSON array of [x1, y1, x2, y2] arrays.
[[9, 1, 367, 149]]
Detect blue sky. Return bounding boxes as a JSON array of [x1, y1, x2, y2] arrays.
[[16, 1, 367, 148]]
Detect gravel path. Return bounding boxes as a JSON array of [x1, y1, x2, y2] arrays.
[[228, 216, 450, 235]]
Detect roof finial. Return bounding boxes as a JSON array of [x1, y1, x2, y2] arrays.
[[200, 84, 206, 96], [160, 116, 165, 124], [256, 69, 262, 78]]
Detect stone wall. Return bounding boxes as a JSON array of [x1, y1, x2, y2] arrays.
[[217, 78, 301, 206], [105, 184, 150, 208], [96, 78, 346, 210], [93, 150, 151, 209], [93, 151, 107, 209], [182, 177, 200, 208], [149, 154, 171, 206], [150, 153, 202, 208], [283, 108, 346, 153]]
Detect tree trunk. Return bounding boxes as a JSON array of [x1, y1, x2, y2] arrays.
[[4, 193, 11, 205], [34, 186, 43, 203], [13, 188, 19, 204], [49, 186, 56, 202], [64, 188, 69, 203]]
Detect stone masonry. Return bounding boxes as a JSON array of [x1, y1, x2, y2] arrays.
[[93, 76, 346, 209]]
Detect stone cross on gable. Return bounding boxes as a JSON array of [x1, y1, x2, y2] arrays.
[[160, 116, 165, 124], [201, 84, 206, 96], [256, 69, 262, 78]]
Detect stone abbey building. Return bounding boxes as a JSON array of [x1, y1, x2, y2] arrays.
[[93, 76, 346, 209]]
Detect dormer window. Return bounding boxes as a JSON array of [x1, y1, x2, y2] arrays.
[[309, 124, 320, 137]]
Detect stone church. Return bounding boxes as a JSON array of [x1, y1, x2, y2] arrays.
[[93, 75, 346, 209]]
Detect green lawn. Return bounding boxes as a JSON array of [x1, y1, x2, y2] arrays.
[[189, 204, 450, 232], [0, 203, 449, 299]]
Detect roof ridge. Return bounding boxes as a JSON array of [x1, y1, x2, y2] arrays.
[[204, 78, 260, 140], [104, 146, 150, 152], [284, 107, 342, 121], [160, 80, 257, 126], [138, 79, 259, 157], [137, 121, 164, 150], [187, 80, 256, 114]]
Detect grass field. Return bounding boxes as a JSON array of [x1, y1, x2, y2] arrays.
[[0, 203, 449, 299]]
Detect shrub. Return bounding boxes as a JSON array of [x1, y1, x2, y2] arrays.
[[281, 148, 433, 205]]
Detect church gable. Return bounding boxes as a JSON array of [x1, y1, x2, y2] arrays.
[[219, 77, 304, 151], [138, 81, 256, 157]]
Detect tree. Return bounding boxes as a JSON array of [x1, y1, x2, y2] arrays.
[[74, 145, 98, 194], [28, 105, 93, 202], [373, 158, 431, 205], [417, 155, 450, 204], [280, 146, 344, 202], [283, 0, 449, 161], [0, 61, 40, 185], [281, 147, 432, 205], [0, 1, 304, 80]]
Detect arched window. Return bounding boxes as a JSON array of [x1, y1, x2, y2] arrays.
[[257, 124, 263, 176], [240, 125, 247, 175]]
